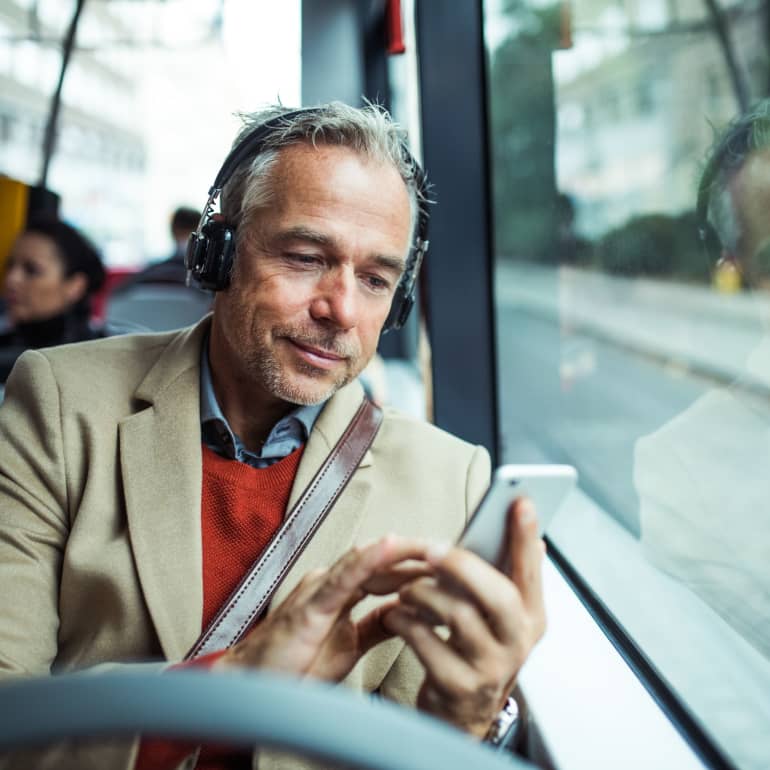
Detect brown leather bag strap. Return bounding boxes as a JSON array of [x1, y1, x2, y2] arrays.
[[185, 398, 383, 661]]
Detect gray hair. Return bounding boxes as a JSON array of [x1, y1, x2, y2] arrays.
[[703, 99, 770, 256], [219, 102, 424, 253]]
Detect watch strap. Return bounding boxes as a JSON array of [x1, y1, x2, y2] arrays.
[[484, 696, 520, 750]]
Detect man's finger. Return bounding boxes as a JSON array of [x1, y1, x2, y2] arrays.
[[382, 606, 476, 690], [427, 546, 524, 643], [309, 536, 434, 615], [362, 562, 432, 595], [354, 598, 401, 655], [507, 498, 545, 614], [398, 576, 496, 661]]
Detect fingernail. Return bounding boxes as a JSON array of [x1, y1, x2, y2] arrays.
[[426, 541, 451, 564], [368, 533, 398, 555]]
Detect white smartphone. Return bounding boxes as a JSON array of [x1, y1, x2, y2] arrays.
[[459, 464, 577, 568]]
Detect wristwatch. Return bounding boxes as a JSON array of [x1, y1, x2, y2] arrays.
[[484, 696, 520, 749]]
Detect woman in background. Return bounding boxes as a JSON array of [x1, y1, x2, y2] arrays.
[[1, 216, 105, 380]]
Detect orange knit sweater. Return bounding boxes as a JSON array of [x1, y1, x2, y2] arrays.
[[135, 443, 304, 770]]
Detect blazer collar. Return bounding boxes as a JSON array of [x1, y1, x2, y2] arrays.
[[120, 317, 211, 660], [288, 377, 373, 508]]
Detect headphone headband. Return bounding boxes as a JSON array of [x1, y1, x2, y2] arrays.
[[211, 108, 318, 193], [185, 107, 429, 332]]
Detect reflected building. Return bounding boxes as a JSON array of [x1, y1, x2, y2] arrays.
[[555, 0, 768, 239]]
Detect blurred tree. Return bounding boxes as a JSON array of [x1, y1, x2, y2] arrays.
[[595, 212, 710, 282], [488, 1, 563, 263]]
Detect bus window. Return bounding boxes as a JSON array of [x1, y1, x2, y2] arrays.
[[484, 1, 770, 768]]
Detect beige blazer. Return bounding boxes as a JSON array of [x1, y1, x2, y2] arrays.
[[0, 317, 490, 769]]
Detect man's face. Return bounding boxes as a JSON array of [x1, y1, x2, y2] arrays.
[[211, 143, 412, 408], [728, 148, 770, 284]]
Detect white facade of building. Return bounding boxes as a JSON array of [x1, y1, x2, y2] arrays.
[[555, 0, 767, 238]]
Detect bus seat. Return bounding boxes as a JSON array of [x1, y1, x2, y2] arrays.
[[105, 284, 212, 333]]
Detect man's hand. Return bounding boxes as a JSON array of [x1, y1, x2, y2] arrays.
[[382, 498, 546, 737], [213, 535, 431, 681]]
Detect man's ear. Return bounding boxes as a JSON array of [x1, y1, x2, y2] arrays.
[[64, 272, 88, 305]]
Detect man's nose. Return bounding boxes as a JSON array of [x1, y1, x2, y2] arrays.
[[310, 268, 358, 330]]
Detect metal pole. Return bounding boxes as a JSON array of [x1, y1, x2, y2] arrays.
[[38, 0, 87, 188], [703, 0, 750, 112]]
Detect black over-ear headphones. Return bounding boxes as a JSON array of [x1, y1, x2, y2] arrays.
[[695, 144, 728, 265], [185, 107, 430, 332]]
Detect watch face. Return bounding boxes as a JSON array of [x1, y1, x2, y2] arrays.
[[485, 696, 520, 746]]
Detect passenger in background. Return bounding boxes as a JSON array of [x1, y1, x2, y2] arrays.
[[634, 100, 770, 661], [105, 206, 212, 332], [113, 206, 200, 288], [0, 215, 105, 381], [170, 206, 201, 260]]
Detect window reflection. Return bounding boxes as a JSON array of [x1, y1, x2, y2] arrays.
[[636, 104, 770, 662], [485, 1, 770, 767]]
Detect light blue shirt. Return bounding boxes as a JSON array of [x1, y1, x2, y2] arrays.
[[199, 339, 323, 468]]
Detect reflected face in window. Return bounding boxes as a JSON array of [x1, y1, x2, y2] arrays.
[[210, 143, 412, 408], [3, 233, 87, 324], [729, 148, 770, 285]]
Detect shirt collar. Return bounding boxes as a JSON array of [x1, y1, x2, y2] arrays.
[[199, 335, 323, 464]]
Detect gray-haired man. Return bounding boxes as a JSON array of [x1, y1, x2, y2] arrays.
[[0, 103, 545, 769]]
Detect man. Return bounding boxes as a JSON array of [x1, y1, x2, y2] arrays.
[[0, 103, 545, 768], [635, 101, 770, 662]]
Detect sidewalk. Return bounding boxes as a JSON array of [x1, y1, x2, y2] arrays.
[[496, 261, 770, 392]]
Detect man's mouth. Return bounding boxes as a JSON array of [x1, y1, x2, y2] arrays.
[[287, 338, 347, 369]]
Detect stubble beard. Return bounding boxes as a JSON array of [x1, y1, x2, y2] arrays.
[[244, 321, 365, 406]]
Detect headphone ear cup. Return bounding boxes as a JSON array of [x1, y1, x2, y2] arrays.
[[208, 220, 236, 290], [384, 282, 415, 332], [698, 219, 723, 265], [186, 220, 236, 291], [384, 285, 407, 332], [384, 231, 429, 333]]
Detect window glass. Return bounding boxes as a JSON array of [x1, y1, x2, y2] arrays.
[[484, 1, 770, 767]]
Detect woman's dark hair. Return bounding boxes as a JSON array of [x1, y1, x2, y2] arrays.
[[24, 215, 106, 318]]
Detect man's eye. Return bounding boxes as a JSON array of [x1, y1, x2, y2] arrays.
[[364, 274, 391, 292], [288, 253, 321, 266]]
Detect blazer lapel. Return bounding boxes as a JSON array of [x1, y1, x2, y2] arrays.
[[120, 320, 209, 660], [270, 381, 375, 608]]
